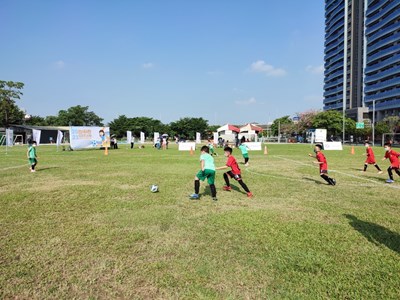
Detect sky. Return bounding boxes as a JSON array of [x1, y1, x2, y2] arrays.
[[0, 0, 325, 125]]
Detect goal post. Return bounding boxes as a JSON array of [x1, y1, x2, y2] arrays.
[[382, 133, 400, 148]]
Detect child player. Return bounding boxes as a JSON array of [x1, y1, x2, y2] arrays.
[[207, 139, 217, 156], [216, 146, 253, 198], [189, 145, 217, 201], [308, 144, 336, 186], [362, 141, 383, 174], [238, 142, 250, 166], [382, 142, 400, 183], [27, 141, 38, 172]]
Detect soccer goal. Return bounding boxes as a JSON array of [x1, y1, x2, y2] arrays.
[[382, 133, 400, 147]]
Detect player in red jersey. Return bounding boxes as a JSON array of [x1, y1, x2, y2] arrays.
[[216, 146, 253, 197], [308, 144, 336, 186], [382, 142, 400, 183], [362, 141, 383, 173]]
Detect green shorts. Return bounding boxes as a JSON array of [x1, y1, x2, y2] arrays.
[[196, 169, 216, 185], [29, 158, 37, 165], [243, 153, 249, 159]]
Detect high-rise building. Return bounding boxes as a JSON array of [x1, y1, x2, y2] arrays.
[[324, 0, 366, 122], [323, 0, 400, 122], [364, 0, 400, 121]]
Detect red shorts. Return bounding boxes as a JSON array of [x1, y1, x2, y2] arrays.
[[365, 158, 376, 164]]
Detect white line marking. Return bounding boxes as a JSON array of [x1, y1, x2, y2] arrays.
[[0, 164, 27, 171]]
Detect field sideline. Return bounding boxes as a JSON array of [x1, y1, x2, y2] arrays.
[[1, 143, 399, 299]]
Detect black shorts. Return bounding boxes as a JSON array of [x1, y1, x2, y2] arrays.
[[227, 171, 242, 181]]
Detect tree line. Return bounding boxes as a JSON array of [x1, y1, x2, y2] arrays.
[[1, 80, 400, 141], [271, 110, 400, 141]]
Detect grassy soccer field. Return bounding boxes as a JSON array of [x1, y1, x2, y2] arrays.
[[1, 143, 399, 299]]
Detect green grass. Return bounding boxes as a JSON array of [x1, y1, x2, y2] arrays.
[[1, 143, 400, 299]]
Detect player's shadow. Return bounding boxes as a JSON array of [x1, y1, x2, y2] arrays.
[[344, 214, 400, 254], [302, 177, 325, 185], [36, 167, 60, 172], [204, 185, 246, 195], [230, 185, 247, 195], [203, 186, 212, 197]]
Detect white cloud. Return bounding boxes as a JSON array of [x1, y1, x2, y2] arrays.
[[305, 64, 324, 74], [250, 60, 286, 77], [235, 97, 257, 105], [54, 60, 65, 69], [142, 62, 155, 69]]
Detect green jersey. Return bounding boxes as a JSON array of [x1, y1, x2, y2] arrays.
[[200, 153, 215, 171], [28, 146, 36, 158], [239, 144, 249, 155]]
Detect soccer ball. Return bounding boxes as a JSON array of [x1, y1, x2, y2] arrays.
[[150, 184, 159, 193]]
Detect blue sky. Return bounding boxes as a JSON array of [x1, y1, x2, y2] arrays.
[[0, 0, 325, 125]]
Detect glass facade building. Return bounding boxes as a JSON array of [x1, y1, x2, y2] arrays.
[[324, 0, 400, 121], [364, 0, 400, 120]]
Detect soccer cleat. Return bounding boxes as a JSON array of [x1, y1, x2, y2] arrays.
[[245, 163, 249, 167], [212, 197, 218, 201], [189, 193, 200, 199], [331, 179, 336, 186], [31, 170, 36, 173], [378, 171, 383, 174], [385, 179, 394, 183], [222, 186, 232, 191], [247, 192, 253, 198]]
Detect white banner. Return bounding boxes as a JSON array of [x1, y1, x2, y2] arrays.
[[179, 142, 196, 151], [127, 131, 132, 144], [154, 132, 160, 143], [140, 132, 145, 143], [322, 142, 343, 150], [315, 129, 327, 143], [243, 142, 262, 151], [6, 129, 13, 147], [70, 126, 110, 150], [213, 132, 219, 144], [32, 129, 41, 146], [196, 132, 201, 144], [56, 130, 63, 146]]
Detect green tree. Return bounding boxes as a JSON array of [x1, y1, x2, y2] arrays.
[[56, 105, 103, 126], [109, 115, 131, 137], [296, 110, 320, 134], [44, 115, 60, 126], [0, 80, 25, 128], [109, 116, 169, 138], [311, 110, 355, 137], [25, 115, 47, 126], [270, 116, 293, 136], [169, 117, 209, 140], [381, 116, 400, 135]]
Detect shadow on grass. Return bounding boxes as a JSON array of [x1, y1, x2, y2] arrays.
[[344, 214, 400, 254], [302, 177, 325, 185], [204, 185, 246, 196], [230, 184, 247, 195], [36, 167, 61, 172]]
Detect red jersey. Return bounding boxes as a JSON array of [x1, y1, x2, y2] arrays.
[[385, 150, 400, 168], [365, 147, 376, 164], [316, 151, 328, 171], [226, 155, 241, 175]]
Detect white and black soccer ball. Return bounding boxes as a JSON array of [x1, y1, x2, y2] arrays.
[[150, 184, 159, 193]]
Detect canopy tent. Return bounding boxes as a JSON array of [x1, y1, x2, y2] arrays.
[[239, 123, 263, 134], [239, 123, 263, 142], [217, 124, 240, 134]]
